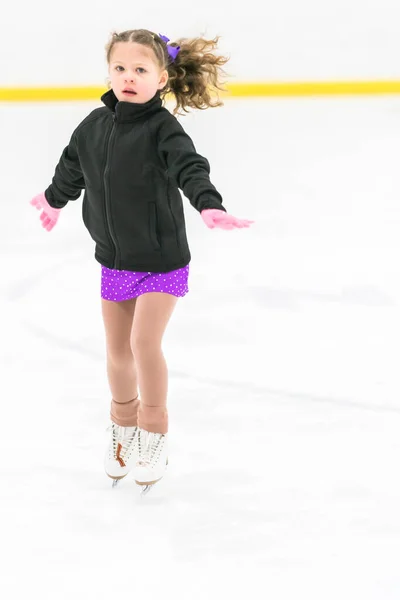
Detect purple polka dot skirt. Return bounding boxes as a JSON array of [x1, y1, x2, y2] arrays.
[[101, 264, 189, 302]]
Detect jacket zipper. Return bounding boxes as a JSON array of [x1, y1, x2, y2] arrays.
[[103, 114, 120, 269]]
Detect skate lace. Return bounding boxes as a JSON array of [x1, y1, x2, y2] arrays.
[[106, 423, 137, 460], [137, 431, 164, 468]]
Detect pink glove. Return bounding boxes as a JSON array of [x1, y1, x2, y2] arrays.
[[30, 192, 61, 232], [201, 208, 254, 230]]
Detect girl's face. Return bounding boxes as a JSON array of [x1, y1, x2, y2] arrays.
[[108, 42, 168, 104]]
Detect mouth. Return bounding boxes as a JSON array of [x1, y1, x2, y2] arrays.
[[122, 88, 137, 96]]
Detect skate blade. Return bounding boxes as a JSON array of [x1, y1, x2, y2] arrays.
[[135, 477, 162, 496], [140, 484, 154, 496], [106, 473, 127, 488]]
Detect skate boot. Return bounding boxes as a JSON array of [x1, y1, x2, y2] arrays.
[[104, 422, 139, 487], [133, 428, 168, 495]]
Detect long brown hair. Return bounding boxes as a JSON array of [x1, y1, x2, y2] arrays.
[[105, 29, 230, 115]]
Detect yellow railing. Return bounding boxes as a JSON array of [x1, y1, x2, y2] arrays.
[[2, 81, 400, 101]]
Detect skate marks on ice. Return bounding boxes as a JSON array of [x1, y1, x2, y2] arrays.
[[16, 312, 400, 416], [159, 381, 400, 584]]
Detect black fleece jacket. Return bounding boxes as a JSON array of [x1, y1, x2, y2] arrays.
[[45, 89, 226, 271]]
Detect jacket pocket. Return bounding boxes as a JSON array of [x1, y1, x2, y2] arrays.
[[166, 180, 181, 251], [148, 202, 161, 250]]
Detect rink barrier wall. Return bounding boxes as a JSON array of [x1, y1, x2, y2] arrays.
[[2, 81, 400, 101]]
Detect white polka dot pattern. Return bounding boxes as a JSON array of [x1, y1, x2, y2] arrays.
[[101, 264, 189, 302]]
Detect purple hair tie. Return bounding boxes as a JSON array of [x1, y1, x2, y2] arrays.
[[158, 33, 180, 62]]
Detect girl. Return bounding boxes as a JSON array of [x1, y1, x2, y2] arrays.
[[30, 29, 254, 493]]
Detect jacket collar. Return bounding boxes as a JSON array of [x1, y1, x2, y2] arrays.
[[101, 89, 163, 122]]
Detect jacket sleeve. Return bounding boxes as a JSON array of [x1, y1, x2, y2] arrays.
[[157, 115, 226, 213], [44, 131, 85, 209]]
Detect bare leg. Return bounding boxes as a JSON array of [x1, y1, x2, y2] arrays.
[[101, 298, 140, 426], [130, 292, 179, 434]]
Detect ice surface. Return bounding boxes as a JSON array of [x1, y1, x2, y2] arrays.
[[1, 96, 400, 598]]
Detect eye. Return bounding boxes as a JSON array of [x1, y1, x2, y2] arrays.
[[115, 66, 124, 72], [137, 68, 146, 74]]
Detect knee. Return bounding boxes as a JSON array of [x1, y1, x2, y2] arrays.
[[107, 342, 134, 367], [131, 333, 160, 361]]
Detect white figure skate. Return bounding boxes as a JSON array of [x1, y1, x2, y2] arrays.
[[104, 422, 139, 488], [133, 428, 168, 495]]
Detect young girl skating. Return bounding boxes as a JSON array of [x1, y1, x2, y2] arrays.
[[30, 29, 254, 494]]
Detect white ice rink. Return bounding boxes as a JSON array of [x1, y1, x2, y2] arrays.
[[2, 96, 400, 598]]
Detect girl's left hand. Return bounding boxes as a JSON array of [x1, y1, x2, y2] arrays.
[[201, 208, 254, 230]]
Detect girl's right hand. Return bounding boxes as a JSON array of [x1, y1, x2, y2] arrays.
[[30, 192, 61, 231]]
